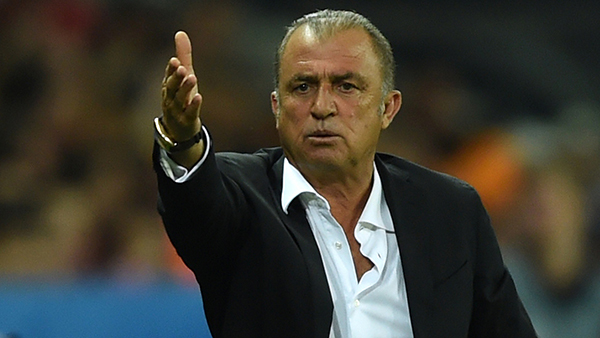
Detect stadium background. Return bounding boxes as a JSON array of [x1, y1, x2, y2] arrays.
[[1, 0, 599, 336]]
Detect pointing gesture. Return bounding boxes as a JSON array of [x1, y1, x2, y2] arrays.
[[159, 31, 204, 167]]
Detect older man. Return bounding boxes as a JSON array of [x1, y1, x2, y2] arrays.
[[153, 9, 537, 338]]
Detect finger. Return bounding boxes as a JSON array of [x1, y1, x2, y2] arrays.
[[174, 74, 197, 109], [162, 65, 188, 105], [183, 93, 203, 120], [174, 31, 194, 75], [163, 57, 181, 84]]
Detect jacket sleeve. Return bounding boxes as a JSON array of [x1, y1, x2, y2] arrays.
[[468, 188, 538, 337], [152, 141, 250, 273]]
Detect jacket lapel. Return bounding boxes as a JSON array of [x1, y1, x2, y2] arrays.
[[376, 156, 433, 338], [268, 154, 333, 337]]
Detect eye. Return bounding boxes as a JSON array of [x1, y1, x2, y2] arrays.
[[339, 82, 358, 93], [295, 83, 310, 93]]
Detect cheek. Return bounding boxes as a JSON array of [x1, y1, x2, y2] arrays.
[[350, 112, 384, 142], [278, 110, 298, 128], [277, 110, 304, 141], [280, 101, 308, 127]]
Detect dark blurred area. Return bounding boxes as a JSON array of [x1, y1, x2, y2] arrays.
[[0, 0, 599, 336]]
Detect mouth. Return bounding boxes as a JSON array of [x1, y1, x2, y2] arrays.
[[309, 130, 337, 137], [308, 130, 339, 138], [306, 130, 340, 143]]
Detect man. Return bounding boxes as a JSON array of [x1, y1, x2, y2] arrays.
[[153, 9, 537, 338]]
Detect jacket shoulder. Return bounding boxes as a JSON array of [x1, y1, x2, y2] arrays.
[[214, 147, 284, 192], [376, 152, 474, 194], [216, 147, 283, 172]]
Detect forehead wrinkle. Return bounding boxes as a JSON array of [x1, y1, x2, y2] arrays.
[[280, 28, 381, 92], [287, 27, 372, 63]]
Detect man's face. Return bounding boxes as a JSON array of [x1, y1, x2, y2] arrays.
[[272, 26, 400, 174]]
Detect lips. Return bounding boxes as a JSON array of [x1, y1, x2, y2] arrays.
[[310, 131, 336, 137], [308, 128, 339, 137], [306, 129, 340, 144]]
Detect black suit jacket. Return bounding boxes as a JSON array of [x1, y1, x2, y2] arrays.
[[154, 144, 537, 338]]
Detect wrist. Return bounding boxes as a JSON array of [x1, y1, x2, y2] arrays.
[[169, 141, 205, 169], [154, 116, 204, 154]]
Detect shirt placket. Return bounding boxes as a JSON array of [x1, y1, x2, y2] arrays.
[[350, 223, 387, 320], [307, 197, 360, 337]]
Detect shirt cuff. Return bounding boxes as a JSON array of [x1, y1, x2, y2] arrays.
[[158, 125, 211, 183]]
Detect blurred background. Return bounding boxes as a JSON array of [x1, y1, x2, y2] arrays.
[[1, 0, 599, 336]]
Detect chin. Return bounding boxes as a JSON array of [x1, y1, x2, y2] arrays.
[[301, 151, 347, 170]]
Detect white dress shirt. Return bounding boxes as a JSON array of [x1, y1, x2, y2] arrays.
[[281, 159, 413, 338], [159, 136, 414, 337]]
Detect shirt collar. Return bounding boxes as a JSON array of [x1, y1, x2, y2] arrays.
[[281, 158, 322, 213], [359, 164, 393, 231], [280, 158, 393, 232]]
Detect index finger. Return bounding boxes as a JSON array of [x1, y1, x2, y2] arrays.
[[174, 31, 194, 75]]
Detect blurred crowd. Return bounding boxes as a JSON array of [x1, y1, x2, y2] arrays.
[[0, 0, 281, 283], [379, 62, 600, 336], [1, 0, 599, 336]]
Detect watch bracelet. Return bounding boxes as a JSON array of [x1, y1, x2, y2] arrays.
[[153, 116, 204, 153]]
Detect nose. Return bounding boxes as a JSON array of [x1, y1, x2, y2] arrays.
[[311, 85, 336, 120]]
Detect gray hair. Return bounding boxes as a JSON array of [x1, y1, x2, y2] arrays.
[[273, 9, 396, 95]]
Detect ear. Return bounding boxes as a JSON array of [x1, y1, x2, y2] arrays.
[[380, 90, 402, 130], [271, 91, 280, 128]]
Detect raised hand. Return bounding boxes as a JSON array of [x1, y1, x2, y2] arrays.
[[160, 31, 204, 167]]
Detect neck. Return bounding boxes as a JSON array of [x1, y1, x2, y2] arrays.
[[298, 155, 373, 193], [296, 159, 374, 232]]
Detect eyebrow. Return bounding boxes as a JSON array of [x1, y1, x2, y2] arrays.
[[287, 72, 368, 87], [289, 74, 320, 85], [329, 72, 368, 88]]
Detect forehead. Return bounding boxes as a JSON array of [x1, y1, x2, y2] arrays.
[[280, 26, 381, 80]]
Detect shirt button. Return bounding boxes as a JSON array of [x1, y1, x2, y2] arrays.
[[354, 299, 360, 307], [334, 241, 342, 250]]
